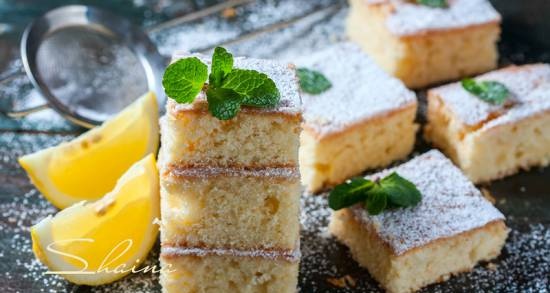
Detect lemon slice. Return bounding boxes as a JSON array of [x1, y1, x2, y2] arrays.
[[30, 154, 160, 285], [19, 92, 159, 209]]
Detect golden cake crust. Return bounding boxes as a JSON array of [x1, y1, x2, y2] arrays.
[[348, 0, 500, 88], [161, 164, 300, 180], [299, 42, 417, 140], [302, 101, 417, 141], [161, 245, 301, 262], [425, 64, 550, 182], [361, 0, 501, 38], [330, 208, 508, 293]]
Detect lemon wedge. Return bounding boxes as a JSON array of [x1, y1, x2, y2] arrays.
[[19, 92, 159, 209], [30, 154, 160, 285]]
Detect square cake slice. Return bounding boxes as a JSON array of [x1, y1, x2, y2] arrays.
[[424, 64, 550, 183], [347, 0, 501, 88], [160, 165, 300, 251], [161, 53, 302, 169], [160, 247, 299, 293], [330, 150, 508, 293], [298, 42, 417, 193]]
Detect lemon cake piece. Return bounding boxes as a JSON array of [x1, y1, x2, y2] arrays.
[[160, 247, 299, 293], [424, 64, 550, 183], [160, 165, 300, 251], [330, 150, 508, 293], [161, 52, 302, 169], [347, 0, 501, 88], [298, 42, 417, 193]]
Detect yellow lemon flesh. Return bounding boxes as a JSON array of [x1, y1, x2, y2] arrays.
[[19, 92, 159, 209], [30, 154, 160, 285]]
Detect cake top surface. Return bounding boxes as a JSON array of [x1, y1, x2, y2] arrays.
[[351, 149, 505, 255], [297, 42, 416, 138], [430, 64, 550, 130], [168, 52, 301, 115], [366, 0, 501, 36]]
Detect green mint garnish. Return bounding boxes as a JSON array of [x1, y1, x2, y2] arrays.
[[221, 69, 280, 107], [206, 87, 242, 120], [328, 172, 422, 215], [296, 68, 332, 95], [241, 77, 279, 107], [416, 0, 448, 8], [461, 78, 510, 105], [162, 57, 208, 104], [329, 178, 373, 210], [162, 47, 281, 120], [209, 47, 233, 87]]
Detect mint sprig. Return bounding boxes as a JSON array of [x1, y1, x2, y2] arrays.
[[461, 78, 510, 105], [162, 47, 281, 120], [416, 0, 448, 8], [328, 172, 422, 215], [162, 57, 208, 104], [209, 47, 233, 87], [297, 67, 332, 95]]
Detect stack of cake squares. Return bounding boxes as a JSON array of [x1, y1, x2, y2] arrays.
[[158, 53, 302, 292]]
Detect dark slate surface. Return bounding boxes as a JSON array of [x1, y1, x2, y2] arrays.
[[0, 0, 549, 292]]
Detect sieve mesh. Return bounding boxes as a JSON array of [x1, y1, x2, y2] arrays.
[[35, 26, 148, 121]]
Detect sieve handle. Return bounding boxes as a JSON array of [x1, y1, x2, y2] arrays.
[[1, 68, 50, 118], [5, 104, 50, 118]]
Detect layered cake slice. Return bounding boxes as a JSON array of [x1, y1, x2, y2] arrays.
[[160, 166, 300, 251], [330, 150, 508, 293], [347, 0, 501, 88], [160, 53, 302, 169], [298, 42, 417, 193], [159, 51, 302, 292], [424, 64, 550, 183], [160, 248, 299, 293]]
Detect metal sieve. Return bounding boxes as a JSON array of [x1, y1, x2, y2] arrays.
[[7, 5, 168, 128], [2, 1, 251, 128]]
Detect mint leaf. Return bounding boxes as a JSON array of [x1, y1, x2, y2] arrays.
[[163, 57, 208, 104], [416, 0, 448, 8], [365, 189, 387, 215], [377, 172, 421, 207], [328, 172, 422, 215], [209, 47, 233, 87], [296, 68, 331, 95], [206, 87, 242, 120], [328, 178, 374, 210], [243, 77, 280, 107], [221, 69, 280, 107], [164, 47, 282, 120], [462, 78, 510, 105]]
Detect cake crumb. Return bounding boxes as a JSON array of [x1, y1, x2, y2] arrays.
[[326, 275, 356, 288], [486, 262, 498, 271]]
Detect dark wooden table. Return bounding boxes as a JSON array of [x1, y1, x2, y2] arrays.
[[1, 1, 549, 292]]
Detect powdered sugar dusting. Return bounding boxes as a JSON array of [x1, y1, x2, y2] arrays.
[[351, 150, 505, 255], [431, 64, 550, 127], [297, 42, 416, 138], [161, 245, 301, 262], [166, 165, 300, 179], [366, 0, 500, 36], [169, 53, 301, 115]]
